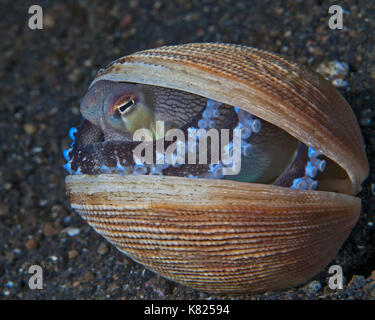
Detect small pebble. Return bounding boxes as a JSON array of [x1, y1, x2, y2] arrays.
[[51, 204, 67, 216], [108, 282, 120, 291], [97, 243, 109, 255], [84, 271, 95, 282], [68, 249, 79, 259], [145, 277, 168, 298], [363, 281, 375, 297], [332, 78, 349, 88], [347, 275, 367, 289], [305, 280, 322, 294], [25, 239, 38, 251], [62, 227, 80, 237], [39, 199, 48, 207], [83, 59, 92, 68], [63, 216, 72, 226], [49, 255, 58, 262], [31, 147, 42, 153], [23, 124, 37, 135], [360, 108, 374, 126], [316, 61, 349, 78], [4, 183, 12, 191], [315, 61, 349, 88], [43, 13, 55, 28], [68, 69, 81, 83], [43, 223, 57, 237]]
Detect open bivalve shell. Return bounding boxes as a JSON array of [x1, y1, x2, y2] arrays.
[[65, 43, 368, 294]]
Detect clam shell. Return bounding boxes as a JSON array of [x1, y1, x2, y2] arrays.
[[66, 43, 368, 293], [66, 174, 360, 294]]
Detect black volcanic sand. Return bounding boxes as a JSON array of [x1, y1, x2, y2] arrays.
[[1, 0, 374, 300]]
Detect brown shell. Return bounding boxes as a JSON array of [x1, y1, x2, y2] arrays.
[[66, 43, 368, 294], [66, 174, 360, 294]]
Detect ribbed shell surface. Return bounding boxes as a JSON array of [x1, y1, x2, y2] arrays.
[[66, 174, 360, 293]]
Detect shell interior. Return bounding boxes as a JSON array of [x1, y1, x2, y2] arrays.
[[64, 82, 350, 194]]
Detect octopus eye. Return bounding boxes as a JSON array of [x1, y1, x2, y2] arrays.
[[116, 96, 136, 115]]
